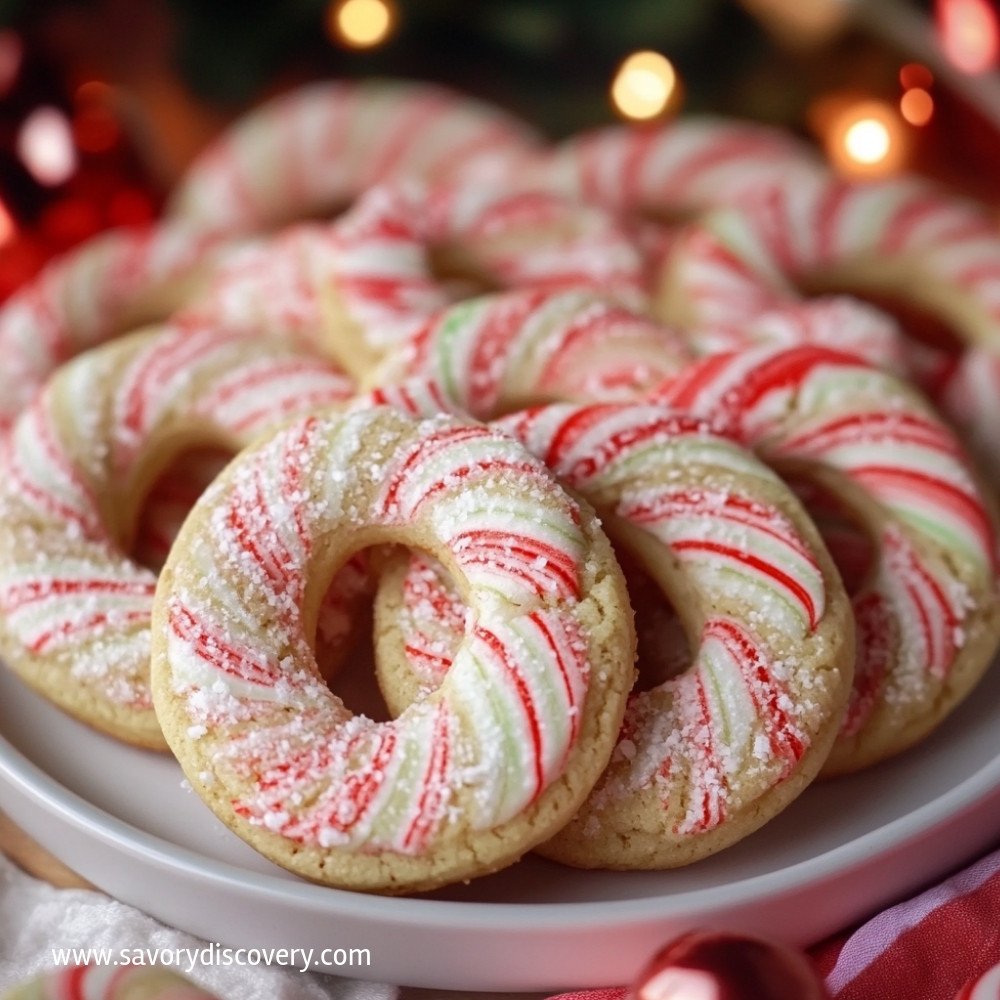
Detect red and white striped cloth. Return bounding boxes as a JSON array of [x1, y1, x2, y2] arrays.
[[546, 843, 1000, 1000]]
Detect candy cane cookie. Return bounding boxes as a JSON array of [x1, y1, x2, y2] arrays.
[[0, 325, 356, 748], [0, 222, 225, 434], [518, 117, 826, 280], [650, 344, 1000, 774], [167, 79, 544, 236], [2, 966, 220, 1000], [657, 174, 1000, 477], [364, 287, 693, 412], [174, 197, 451, 361], [322, 182, 650, 378], [687, 297, 909, 377], [150, 408, 635, 892], [373, 402, 854, 868], [530, 118, 824, 219]]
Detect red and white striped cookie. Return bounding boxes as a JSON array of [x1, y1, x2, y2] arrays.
[[421, 180, 648, 307], [167, 79, 544, 236], [530, 116, 823, 216], [687, 297, 909, 377], [4, 966, 219, 1000], [324, 182, 650, 377], [175, 188, 451, 364], [657, 174, 1000, 482], [940, 348, 1000, 488], [521, 117, 825, 279], [373, 402, 854, 868], [366, 287, 692, 413], [650, 344, 1000, 774], [0, 325, 356, 748], [0, 222, 224, 434], [150, 408, 634, 892]]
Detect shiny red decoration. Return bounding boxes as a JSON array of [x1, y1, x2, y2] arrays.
[[630, 931, 830, 1000]]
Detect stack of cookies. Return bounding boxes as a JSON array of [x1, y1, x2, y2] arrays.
[[1, 79, 998, 895]]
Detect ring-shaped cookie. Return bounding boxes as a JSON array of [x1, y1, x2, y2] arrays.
[[373, 402, 854, 868], [4, 967, 219, 1000], [365, 288, 691, 413], [651, 344, 1000, 773], [150, 408, 634, 892], [657, 174, 1000, 481], [519, 117, 825, 278], [0, 222, 223, 433], [686, 297, 908, 377], [526, 117, 823, 224], [324, 183, 649, 378], [0, 325, 355, 748], [168, 79, 544, 236]]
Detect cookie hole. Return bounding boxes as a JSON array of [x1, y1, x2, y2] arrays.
[[312, 547, 392, 723], [129, 447, 231, 572], [382, 539, 694, 698], [615, 545, 691, 692], [263, 198, 356, 233], [784, 474, 876, 596], [427, 243, 503, 299]]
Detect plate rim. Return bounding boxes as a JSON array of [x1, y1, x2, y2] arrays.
[[3, 720, 999, 932]]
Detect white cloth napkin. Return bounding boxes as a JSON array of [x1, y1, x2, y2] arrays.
[[0, 850, 396, 1000]]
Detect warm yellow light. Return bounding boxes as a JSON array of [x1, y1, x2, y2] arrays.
[[611, 51, 677, 121], [824, 101, 907, 178], [844, 118, 891, 165], [900, 87, 935, 126], [332, 0, 395, 48]]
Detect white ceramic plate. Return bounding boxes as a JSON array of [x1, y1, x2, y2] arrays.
[[3, 658, 1000, 993]]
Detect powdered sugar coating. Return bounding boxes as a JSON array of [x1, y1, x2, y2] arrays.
[[0, 326, 356, 747], [652, 343, 1000, 771], [377, 403, 851, 865], [153, 409, 628, 887], [168, 79, 543, 237]]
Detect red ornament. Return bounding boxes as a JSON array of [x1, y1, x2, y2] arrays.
[[630, 931, 830, 1000], [955, 959, 1000, 999]]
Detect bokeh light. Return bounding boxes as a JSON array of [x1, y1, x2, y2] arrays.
[[824, 101, 908, 178], [611, 51, 678, 121], [900, 87, 935, 126], [16, 107, 78, 186], [899, 63, 934, 90], [937, 0, 1000, 74], [0, 198, 16, 248], [0, 30, 21, 97], [330, 0, 396, 49]]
